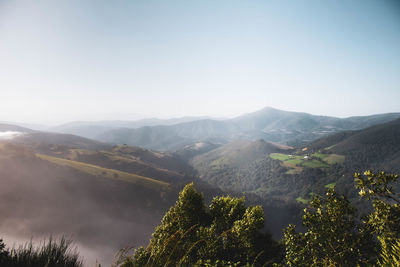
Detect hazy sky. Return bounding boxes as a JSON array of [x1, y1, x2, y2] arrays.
[[1, 0, 399, 124]]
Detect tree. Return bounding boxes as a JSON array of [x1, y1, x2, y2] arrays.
[[284, 170, 400, 266], [355, 171, 400, 241], [283, 188, 375, 266], [118, 183, 282, 266], [355, 171, 400, 266]]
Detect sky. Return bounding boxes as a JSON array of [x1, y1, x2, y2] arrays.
[[0, 0, 399, 125]]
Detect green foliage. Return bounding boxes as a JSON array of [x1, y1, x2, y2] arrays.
[[284, 189, 375, 266], [0, 236, 83, 267], [354, 171, 399, 203], [117, 183, 282, 266], [355, 171, 400, 265], [284, 170, 400, 266], [378, 237, 400, 266], [355, 171, 400, 240], [209, 196, 246, 235]]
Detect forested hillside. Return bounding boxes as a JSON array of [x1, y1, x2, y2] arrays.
[[190, 119, 400, 207]]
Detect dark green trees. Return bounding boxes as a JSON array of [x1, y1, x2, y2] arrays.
[[284, 189, 375, 266], [355, 171, 400, 244], [284, 171, 400, 266], [119, 183, 281, 266], [118, 171, 399, 266], [355, 171, 400, 266]]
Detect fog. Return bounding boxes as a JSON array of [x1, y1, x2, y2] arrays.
[[0, 145, 176, 266], [0, 131, 24, 140]]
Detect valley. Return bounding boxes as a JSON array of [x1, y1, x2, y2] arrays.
[[1, 109, 399, 265]]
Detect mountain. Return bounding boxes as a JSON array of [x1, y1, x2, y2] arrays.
[[190, 118, 400, 205], [305, 117, 400, 172], [97, 119, 238, 151], [0, 121, 48, 131], [0, 123, 35, 132], [13, 132, 111, 150], [50, 116, 216, 140], [92, 107, 400, 151]]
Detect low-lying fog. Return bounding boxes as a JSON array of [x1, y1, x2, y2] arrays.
[[0, 147, 173, 266], [0, 131, 24, 140]]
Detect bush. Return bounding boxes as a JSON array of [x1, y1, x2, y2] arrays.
[[1, 236, 83, 267]]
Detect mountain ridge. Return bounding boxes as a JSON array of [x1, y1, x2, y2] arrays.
[[91, 107, 400, 151]]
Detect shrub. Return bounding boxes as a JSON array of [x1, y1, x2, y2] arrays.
[[1, 236, 83, 267]]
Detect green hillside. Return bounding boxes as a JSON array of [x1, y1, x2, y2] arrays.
[[34, 144, 196, 184], [192, 139, 292, 170], [191, 140, 295, 194], [191, 138, 346, 200], [192, 119, 400, 206], [269, 152, 344, 173], [306, 118, 400, 171], [36, 153, 169, 190]]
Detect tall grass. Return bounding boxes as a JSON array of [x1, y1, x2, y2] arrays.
[[2, 236, 83, 267]]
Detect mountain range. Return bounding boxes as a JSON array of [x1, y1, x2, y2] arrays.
[[47, 107, 400, 151], [1, 107, 399, 265]]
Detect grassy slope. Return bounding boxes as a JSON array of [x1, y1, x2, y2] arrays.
[[69, 148, 186, 178], [34, 143, 196, 184], [37, 153, 169, 190], [270, 152, 344, 171]]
